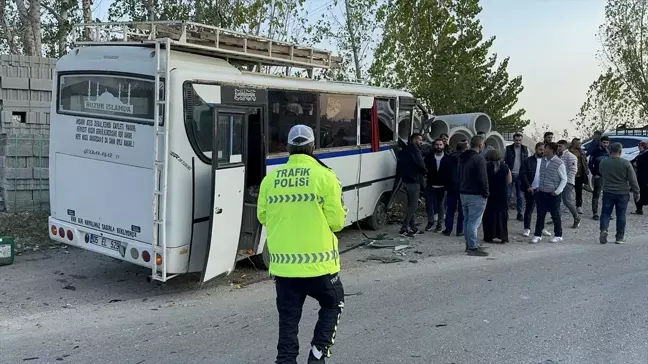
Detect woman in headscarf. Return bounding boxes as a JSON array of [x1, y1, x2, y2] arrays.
[[482, 149, 512, 243]]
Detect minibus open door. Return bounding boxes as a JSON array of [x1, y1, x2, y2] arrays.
[[201, 106, 249, 285]]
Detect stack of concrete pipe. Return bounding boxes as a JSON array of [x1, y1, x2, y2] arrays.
[[425, 112, 507, 153]]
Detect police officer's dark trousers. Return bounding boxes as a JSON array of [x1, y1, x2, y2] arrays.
[[275, 273, 344, 364]]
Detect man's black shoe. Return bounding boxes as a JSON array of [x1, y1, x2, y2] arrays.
[[442, 230, 452, 236], [424, 223, 435, 231], [308, 351, 326, 363], [466, 248, 489, 256], [399, 228, 414, 238], [593, 214, 600, 221], [434, 223, 443, 233], [516, 213, 523, 221], [456, 232, 464, 237]]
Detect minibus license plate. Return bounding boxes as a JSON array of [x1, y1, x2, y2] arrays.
[[89, 234, 121, 251]]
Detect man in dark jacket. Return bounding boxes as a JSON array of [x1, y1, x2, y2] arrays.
[[504, 133, 529, 220], [443, 142, 466, 236], [570, 137, 589, 214], [424, 138, 449, 232], [585, 130, 603, 157], [397, 133, 427, 237], [588, 135, 611, 220], [520, 142, 545, 237], [459, 135, 489, 256], [632, 140, 648, 214]]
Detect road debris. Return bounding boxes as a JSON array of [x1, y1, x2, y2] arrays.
[[62, 284, 76, 291], [366, 254, 404, 263]]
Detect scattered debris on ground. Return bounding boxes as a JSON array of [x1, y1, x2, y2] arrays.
[[0, 211, 51, 255], [365, 254, 404, 264]]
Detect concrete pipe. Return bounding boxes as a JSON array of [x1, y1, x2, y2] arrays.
[[421, 117, 450, 142], [436, 113, 492, 135], [448, 126, 474, 149], [484, 131, 506, 153]]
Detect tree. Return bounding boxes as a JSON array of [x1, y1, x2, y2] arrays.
[[369, 0, 528, 131], [597, 0, 648, 118], [571, 69, 637, 138], [526, 121, 551, 143], [305, 0, 380, 81]]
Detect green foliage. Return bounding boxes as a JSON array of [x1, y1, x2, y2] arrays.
[[571, 69, 637, 138], [304, 0, 380, 81], [368, 0, 528, 132], [597, 0, 648, 118]]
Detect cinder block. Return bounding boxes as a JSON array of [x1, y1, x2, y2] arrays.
[[1, 99, 30, 108], [30, 78, 52, 91], [32, 168, 48, 178], [0, 76, 30, 89], [2, 178, 49, 191], [0, 167, 32, 179], [4, 200, 50, 212], [0, 143, 32, 157], [2, 190, 33, 201]]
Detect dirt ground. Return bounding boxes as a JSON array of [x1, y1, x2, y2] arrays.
[[1, 191, 647, 318]]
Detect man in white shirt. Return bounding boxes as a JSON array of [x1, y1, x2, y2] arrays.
[[531, 142, 568, 243], [520, 143, 551, 238], [557, 139, 581, 228]]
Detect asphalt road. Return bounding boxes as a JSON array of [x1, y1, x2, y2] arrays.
[[3, 235, 647, 364]]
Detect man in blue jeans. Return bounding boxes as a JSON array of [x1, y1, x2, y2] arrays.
[[504, 133, 528, 221], [598, 142, 640, 244], [458, 135, 489, 256]]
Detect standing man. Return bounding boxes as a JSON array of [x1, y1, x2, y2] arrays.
[[570, 137, 589, 214], [520, 142, 548, 237], [440, 133, 451, 153], [477, 131, 493, 157], [257, 124, 348, 364], [443, 142, 465, 237], [598, 142, 640, 244], [504, 132, 529, 221], [424, 138, 447, 232], [543, 132, 554, 144], [531, 142, 568, 244], [397, 133, 427, 237], [585, 130, 603, 157], [557, 140, 581, 228], [588, 135, 611, 220], [459, 135, 489, 256]]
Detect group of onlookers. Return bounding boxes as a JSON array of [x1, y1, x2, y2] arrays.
[[397, 129, 647, 256]]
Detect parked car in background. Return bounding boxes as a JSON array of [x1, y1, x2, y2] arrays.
[[582, 132, 648, 161]]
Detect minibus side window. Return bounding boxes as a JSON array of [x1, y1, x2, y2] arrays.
[[319, 94, 358, 149]]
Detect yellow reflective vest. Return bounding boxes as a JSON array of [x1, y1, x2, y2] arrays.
[[257, 154, 348, 278]]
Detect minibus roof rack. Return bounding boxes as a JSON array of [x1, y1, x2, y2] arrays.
[[72, 20, 343, 76], [613, 123, 648, 136]]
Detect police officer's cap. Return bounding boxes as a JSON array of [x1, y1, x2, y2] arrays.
[[287, 124, 315, 146]]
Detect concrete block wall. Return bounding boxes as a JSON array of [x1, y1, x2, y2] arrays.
[[0, 55, 56, 212]]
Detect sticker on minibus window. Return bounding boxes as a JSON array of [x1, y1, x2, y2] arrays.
[[58, 74, 157, 122]]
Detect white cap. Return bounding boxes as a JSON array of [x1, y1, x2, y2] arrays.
[[287, 124, 315, 146]]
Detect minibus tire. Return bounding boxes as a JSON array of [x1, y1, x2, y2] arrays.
[[250, 243, 270, 270], [364, 199, 387, 230]]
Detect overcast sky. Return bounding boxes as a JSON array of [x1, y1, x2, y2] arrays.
[[93, 0, 606, 135]]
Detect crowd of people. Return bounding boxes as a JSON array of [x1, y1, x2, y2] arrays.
[[397, 130, 646, 257]]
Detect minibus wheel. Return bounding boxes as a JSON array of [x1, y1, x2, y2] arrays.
[[250, 242, 270, 270], [364, 198, 387, 230]]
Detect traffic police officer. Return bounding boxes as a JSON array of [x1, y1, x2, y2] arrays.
[[257, 124, 348, 364]]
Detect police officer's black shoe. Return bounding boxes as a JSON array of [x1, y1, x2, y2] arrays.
[[307, 351, 325, 363]]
